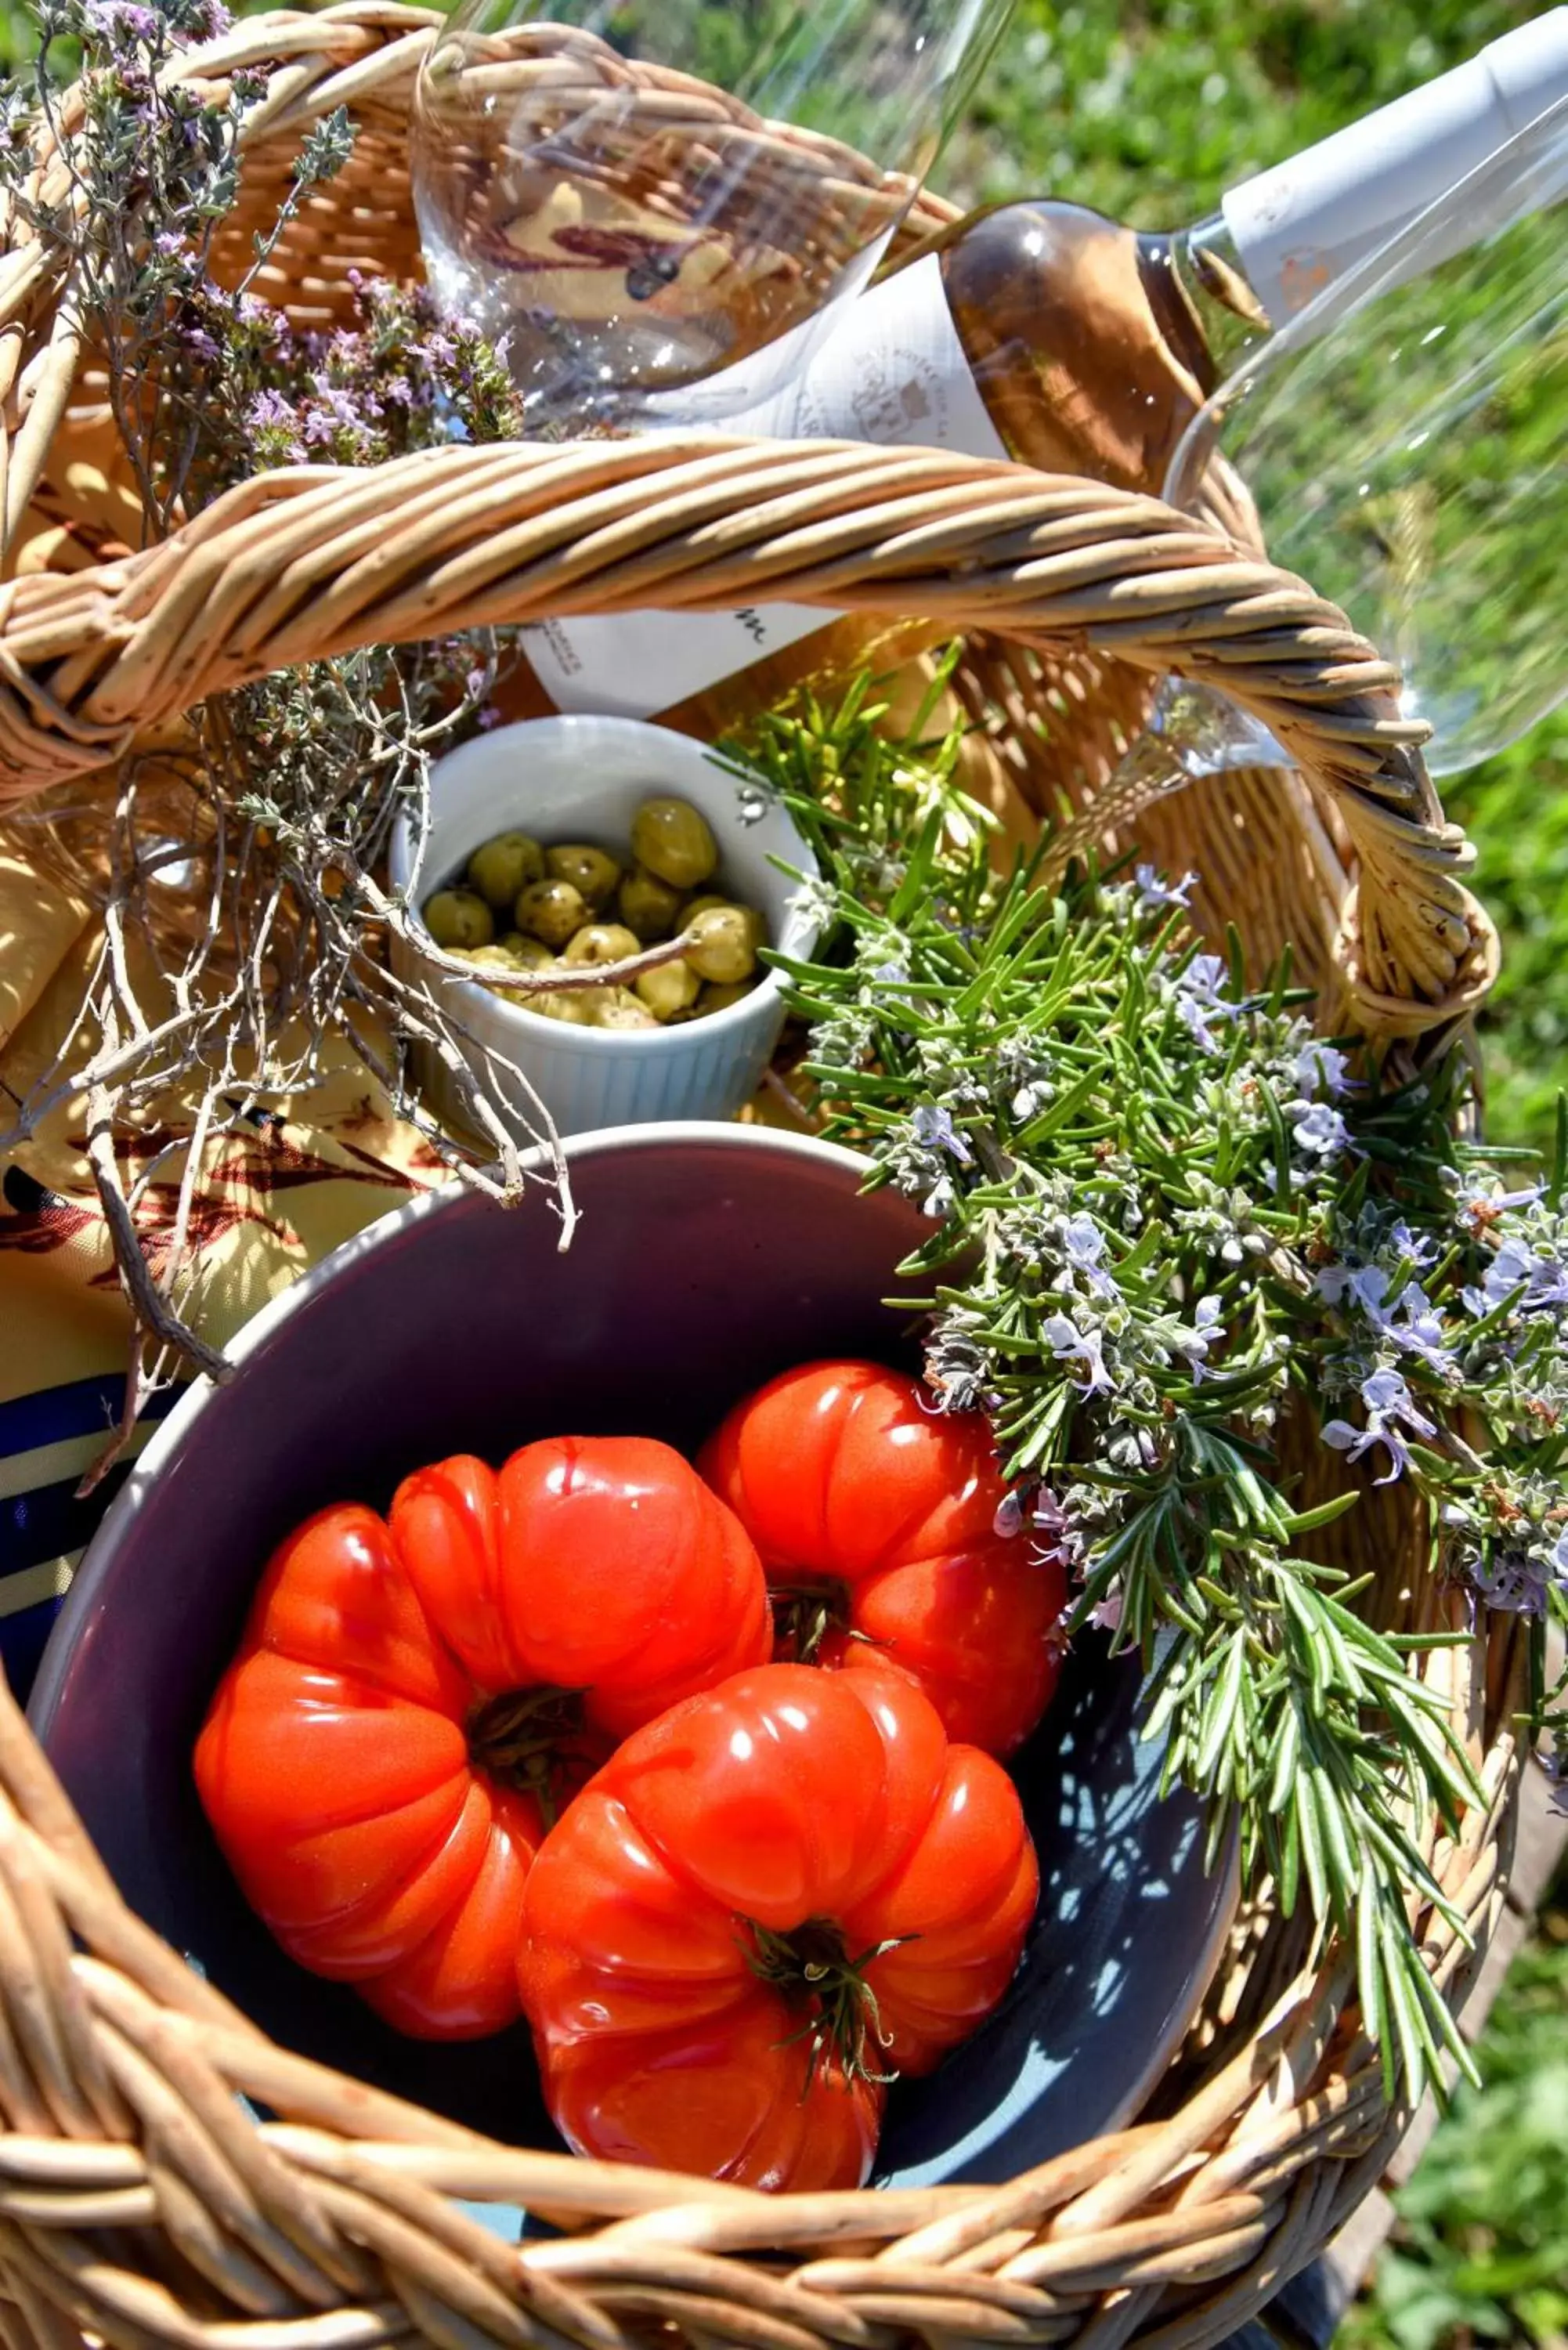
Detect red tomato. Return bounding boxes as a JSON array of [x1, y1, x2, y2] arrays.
[[518, 1663, 1038, 2189], [699, 1361, 1066, 1755], [195, 1439, 770, 2039]]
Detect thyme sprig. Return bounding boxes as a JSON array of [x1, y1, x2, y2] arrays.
[[0, 0, 555, 1473], [735, 665, 1568, 2099]]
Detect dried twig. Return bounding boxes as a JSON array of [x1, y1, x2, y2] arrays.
[[0, 8, 577, 1401]]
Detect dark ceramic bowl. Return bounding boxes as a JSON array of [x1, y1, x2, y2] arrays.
[[30, 1123, 1234, 2189]]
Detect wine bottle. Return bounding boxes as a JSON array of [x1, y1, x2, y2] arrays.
[[498, 10, 1568, 739]]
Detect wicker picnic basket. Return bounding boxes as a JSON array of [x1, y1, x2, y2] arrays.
[[0, 7, 1526, 2348]]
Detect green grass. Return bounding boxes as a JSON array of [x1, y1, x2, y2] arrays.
[[1338, 1867, 1568, 2350], [945, 0, 1542, 220]]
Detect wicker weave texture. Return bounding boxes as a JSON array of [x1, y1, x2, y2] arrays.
[[0, 432, 1496, 1035], [0, 1620, 1523, 2350]]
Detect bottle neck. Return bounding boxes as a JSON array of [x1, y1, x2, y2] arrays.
[[1213, 13, 1568, 328], [1139, 13, 1568, 383], [1134, 212, 1272, 396]]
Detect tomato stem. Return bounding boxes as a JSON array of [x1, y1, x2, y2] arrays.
[[466, 1685, 588, 1828], [743, 1916, 913, 2089], [768, 1578, 856, 1666]]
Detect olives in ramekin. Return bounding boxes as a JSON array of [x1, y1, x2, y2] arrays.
[[466, 832, 543, 909], [423, 793, 765, 1028]]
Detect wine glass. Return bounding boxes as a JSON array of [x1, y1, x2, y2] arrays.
[[412, 0, 1012, 429], [1090, 89, 1568, 841]]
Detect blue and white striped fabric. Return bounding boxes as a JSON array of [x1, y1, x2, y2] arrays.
[[0, 1374, 185, 1699]]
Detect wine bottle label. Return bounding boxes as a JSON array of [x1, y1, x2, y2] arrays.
[[523, 253, 1010, 718]]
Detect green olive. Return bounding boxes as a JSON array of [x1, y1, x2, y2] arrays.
[[562, 920, 642, 968], [630, 795, 717, 890], [466, 943, 523, 972], [681, 894, 729, 927], [634, 957, 700, 1022], [528, 981, 598, 1025], [618, 862, 687, 942], [698, 978, 759, 1015], [466, 831, 544, 909], [546, 842, 621, 910], [590, 986, 660, 1032], [424, 888, 494, 950], [515, 877, 589, 947], [681, 896, 764, 956], [500, 932, 555, 971], [684, 904, 757, 985], [459, 943, 557, 1003]]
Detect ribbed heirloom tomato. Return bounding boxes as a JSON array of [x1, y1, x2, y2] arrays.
[[700, 1361, 1067, 1755], [518, 1663, 1039, 2189], [195, 1438, 770, 2038]]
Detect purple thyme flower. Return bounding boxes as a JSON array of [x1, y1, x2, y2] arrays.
[[246, 388, 305, 463], [84, 0, 161, 42], [247, 389, 295, 428], [231, 297, 276, 337], [417, 328, 458, 372], [300, 381, 381, 457]]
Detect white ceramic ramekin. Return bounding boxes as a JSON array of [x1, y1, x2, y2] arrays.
[[388, 715, 822, 1141]]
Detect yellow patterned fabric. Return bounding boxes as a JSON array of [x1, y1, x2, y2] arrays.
[[0, 844, 450, 1693]]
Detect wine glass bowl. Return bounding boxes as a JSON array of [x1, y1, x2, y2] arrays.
[[414, 0, 1007, 426]]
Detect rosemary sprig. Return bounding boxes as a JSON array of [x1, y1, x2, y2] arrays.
[[728, 666, 1568, 2099]]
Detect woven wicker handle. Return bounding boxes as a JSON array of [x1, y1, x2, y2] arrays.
[[0, 433, 1492, 1036]]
